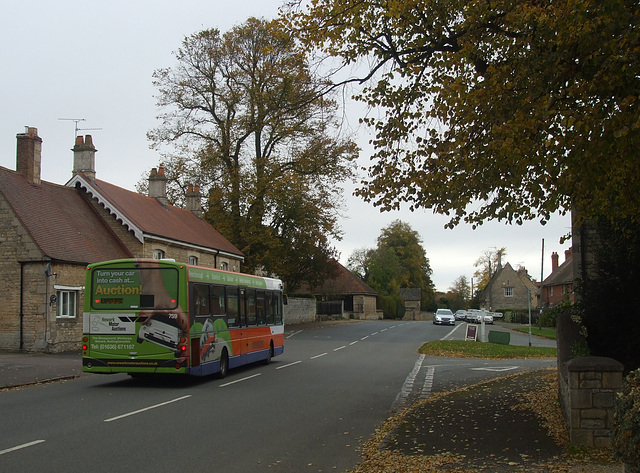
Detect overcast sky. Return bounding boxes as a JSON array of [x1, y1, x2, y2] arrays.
[[0, 0, 572, 292]]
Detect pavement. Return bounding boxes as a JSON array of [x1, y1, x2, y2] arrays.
[[0, 322, 623, 472], [0, 350, 83, 389]]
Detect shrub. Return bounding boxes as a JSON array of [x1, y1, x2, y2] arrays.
[[378, 294, 405, 319], [613, 369, 640, 471]]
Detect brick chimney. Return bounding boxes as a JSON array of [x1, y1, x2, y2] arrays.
[[148, 166, 168, 206], [185, 184, 203, 218], [72, 134, 97, 179], [564, 247, 573, 262], [16, 127, 42, 185], [551, 251, 559, 271]]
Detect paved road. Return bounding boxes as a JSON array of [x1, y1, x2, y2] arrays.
[[0, 320, 555, 472]]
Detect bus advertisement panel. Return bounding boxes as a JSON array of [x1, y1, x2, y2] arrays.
[[82, 259, 284, 377]]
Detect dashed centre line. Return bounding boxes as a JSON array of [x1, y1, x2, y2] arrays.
[[0, 440, 45, 456], [279, 323, 411, 372], [104, 395, 192, 422], [276, 360, 302, 370]]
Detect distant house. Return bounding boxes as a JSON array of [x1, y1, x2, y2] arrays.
[[300, 259, 379, 320], [540, 248, 574, 309], [399, 288, 421, 320], [0, 127, 243, 353], [478, 262, 538, 311]]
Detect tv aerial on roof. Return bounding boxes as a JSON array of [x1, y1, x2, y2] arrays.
[[58, 118, 102, 140]]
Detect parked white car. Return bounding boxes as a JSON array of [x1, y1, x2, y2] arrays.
[[465, 309, 482, 323]]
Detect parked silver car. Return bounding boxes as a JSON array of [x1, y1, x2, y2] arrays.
[[454, 310, 467, 321], [433, 308, 455, 325]]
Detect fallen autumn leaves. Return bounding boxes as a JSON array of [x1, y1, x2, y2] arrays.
[[347, 368, 619, 473]]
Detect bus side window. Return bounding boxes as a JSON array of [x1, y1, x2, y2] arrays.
[[211, 285, 226, 316], [265, 291, 274, 325], [274, 293, 283, 325], [256, 291, 266, 325], [227, 288, 239, 327], [192, 284, 210, 317], [247, 289, 257, 326], [238, 288, 246, 327]]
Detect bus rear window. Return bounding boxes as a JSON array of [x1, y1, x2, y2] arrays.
[[90, 267, 179, 310]]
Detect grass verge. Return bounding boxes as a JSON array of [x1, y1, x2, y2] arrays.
[[419, 339, 557, 359], [512, 326, 558, 339]]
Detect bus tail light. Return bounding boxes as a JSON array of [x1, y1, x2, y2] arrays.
[[176, 338, 188, 358]]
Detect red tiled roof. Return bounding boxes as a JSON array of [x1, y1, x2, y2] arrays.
[[0, 166, 131, 263], [542, 256, 574, 287], [304, 259, 377, 296], [80, 177, 243, 257]]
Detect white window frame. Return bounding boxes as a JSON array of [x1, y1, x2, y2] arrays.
[[504, 287, 514, 297], [54, 285, 83, 319], [189, 255, 198, 265], [220, 262, 229, 270], [153, 249, 165, 259]]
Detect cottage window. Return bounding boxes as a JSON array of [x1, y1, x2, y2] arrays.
[[153, 249, 165, 259], [220, 262, 229, 270], [504, 287, 513, 297], [189, 256, 198, 265], [57, 290, 77, 318]]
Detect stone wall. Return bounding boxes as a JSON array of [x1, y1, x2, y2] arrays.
[[283, 297, 316, 325], [558, 356, 624, 448], [0, 193, 46, 351]]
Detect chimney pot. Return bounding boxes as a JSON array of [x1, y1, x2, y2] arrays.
[[564, 248, 573, 262], [185, 182, 203, 218], [148, 165, 168, 205], [72, 134, 97, 179], [16, 127, 42, 185], [551, 252, 559, 271]]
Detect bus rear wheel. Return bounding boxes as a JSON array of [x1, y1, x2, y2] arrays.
[[264, 341, 274, 365], [218, 349, 229, 378]]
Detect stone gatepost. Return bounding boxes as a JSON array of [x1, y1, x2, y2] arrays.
[[565, 356, 624, 448]]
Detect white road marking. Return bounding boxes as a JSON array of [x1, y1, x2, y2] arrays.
[[471, 366, 519, 372], [0, 440, 45, 456], [393, 354, 426, 410], [219, 373, 262, 387], [441, 323, 467, 340], [422, 365, 435, 397], [276, 360, 302, 370], [104, 395, 192, 422], [311, 353, 327, 359], [333, 346, 346, 352]]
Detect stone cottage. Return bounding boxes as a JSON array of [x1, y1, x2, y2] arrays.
[[0, 127, 243, 353], [478, 262, 538, 312]]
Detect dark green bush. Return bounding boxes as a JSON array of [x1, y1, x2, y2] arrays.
[[579, 218, 640, 372], [378, 294, 405, 319], [613, 369, 640, 471]]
